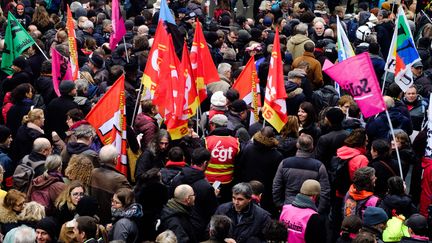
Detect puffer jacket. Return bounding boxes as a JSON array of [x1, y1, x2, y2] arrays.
[[133, 113, 158, 150], [286, 34, 314, 59], [336, 146, 369, 180], [109, 203, 143, 243], [272, 150, 331, 214], [420, 157, 432, 218], [160, 199, 198, 243]]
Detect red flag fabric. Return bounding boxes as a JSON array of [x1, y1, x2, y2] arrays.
[[262, 30, 288, 132], [109, 0, 126, 50], [66, 5, 79, 80], [190, 20, 219, 101], [180, 42, 199, 118], [153, 36, 189, 139], [86, 75, 128, 175], [141, 21, 170, 96], [51, 47, 72, 97], [232, 56, 261, 124]]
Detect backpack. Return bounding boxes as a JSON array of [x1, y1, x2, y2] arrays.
[[344, 194, 378, 219], [311, 85, 340, 111], [329, 156, 352, 196], [12, 156, 45, 193]]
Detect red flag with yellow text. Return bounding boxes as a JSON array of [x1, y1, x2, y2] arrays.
[[262, 30, 288, 132], [66, 5, 79, 80], [181, 42, 199, 118], [141, 21, 170, 97], [232, 56, 261, 125], [190, 20, 219, 102], [153, 36, 189, 139], [86, 75, 128, 175]]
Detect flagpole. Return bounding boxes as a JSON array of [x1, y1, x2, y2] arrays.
[[34, 43, 49, 61], [385, 109, 404, 180], [421, 10, 432, 24], [131, 82, 143, 126], [123, 37, 129, 63], [381, 70, 388, 95]]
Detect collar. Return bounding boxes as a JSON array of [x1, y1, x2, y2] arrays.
[[165, 160, 187, 168], [303, 51, 315, 58], [296, 150, 313, 158]]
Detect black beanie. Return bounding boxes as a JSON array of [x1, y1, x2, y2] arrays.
[[325, 107, 345, 125], [36, 217, 59, 241]]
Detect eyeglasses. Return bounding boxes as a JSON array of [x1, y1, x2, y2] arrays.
[[71, 192, 84, 197]]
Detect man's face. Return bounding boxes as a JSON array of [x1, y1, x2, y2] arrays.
[[36, 229, 52, 243], [411, 66, 423, 77], [73, 222, 85, 242], [404, 87, 417, 103], [227, 32, 238, 44], [232, 193, 251, 212], [314, 22, 325, 36], [159, 137, 169, 151]]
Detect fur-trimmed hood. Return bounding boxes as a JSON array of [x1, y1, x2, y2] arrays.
[[253, 131, 278, 148], [0, 205, 19, 224]]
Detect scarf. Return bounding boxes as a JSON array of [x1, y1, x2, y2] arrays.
[[292, 194, 318, 211], [166, 198, 190, 215]]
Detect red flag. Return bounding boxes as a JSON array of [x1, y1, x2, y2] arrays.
[[154, 36, 189, 139], [141, 21, 170, 97], [66, 5, 79, 80], [262, 30, 288, 132], [232, 56, 261, 124], [109, 0, 126, 50], [180, 42, 199, 118], [190, 20, 219, 101], [51, 47, 72, 97], [86, 75, 128, 176]]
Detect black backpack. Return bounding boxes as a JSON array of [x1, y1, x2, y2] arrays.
[[311, 85, 340, 111], [329, 156, 352, 195]]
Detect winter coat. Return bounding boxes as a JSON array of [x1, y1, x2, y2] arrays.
[[28, 172, 66, 216], [299, 122, 321, 146], [402, 95, 428, 131], [379, 194, 418, 218], [34, 76, 57, 105], [171, 166, 218, 241], [369, 158, 399, 198], [0, 204, 20, 235], [2, 69, 33, 94], [214, 201, 272, 243], [109, 203, 143, 243], [207, 78, 231, 95], [415, 69, 432, 98], [315, 128, 350, 169], [160, 161, 187, 186], [375, 20, 395, 60], [277, 135, 298, 158], [56, 203, 76, 225], [226, 112, 250, 144], [6, 99, 34, 137], [286, 34, 314, 60], [336, 146, 369, 181], [135, 146, 167, 179], [61, 142, 99, 172], [420, 157, 432, 218], [0, 147, 14, 190], [366, 108, 413, 142], [45, 95, 79, 139], [292, 51, 324, 89], [12, 123, 45, 161], [285, 81, 306, 116], [160, 199, 198, 243], [272, 150, 331, 214], [90, 164, 131, 225], [133, 113, 158, 150], [236, 135, 283, 216]]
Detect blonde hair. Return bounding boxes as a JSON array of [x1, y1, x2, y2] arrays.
[[55, 180, 85, 211], [3, 189, 26, 210], [17, 201, 45, 221], [80, 71, 96, 85], [22, 108, 44, 125], [65, 154, 94, 187], [156, 230, 177, 243]]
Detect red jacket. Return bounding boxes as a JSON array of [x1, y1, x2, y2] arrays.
[[336, 146, 369, 180], [420, 157, 432, 217]]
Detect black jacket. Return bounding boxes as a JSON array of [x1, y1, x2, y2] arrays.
[[314, 128, 349, 169], [160, 199, 198, 243], [368, 158, 400, 198], [12, 124, 45, 161], [34, 76, 57, 105], [214, 202, 271, 243], [46, 95, 79, 139], [6, 99, 34, 138], [379, 194, 418, 218]]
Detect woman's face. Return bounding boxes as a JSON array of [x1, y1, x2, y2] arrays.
[[34, 113, 45, 128], [13, 197, 25, 213], [17, 5, 24, 15], [340, 102, 351, 115], [298, 107, 308, 124], [111, 194, 123, 209], [70, 187, 84, 205]]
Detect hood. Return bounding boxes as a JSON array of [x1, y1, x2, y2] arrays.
[[382, 194, 413, 212], [66, 142, 92, 154], [348, 184, 374, 201], [285, 81, 300, 92], [422, 157, 432, 169], [31, 173, 63, 190], [111, 203, 143, 220], [253, 132, 278, 148], [289, 34, 311, 45], [181, 167, 205, 184], [336, 146, 365, 160]]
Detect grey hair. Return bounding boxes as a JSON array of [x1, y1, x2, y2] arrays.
[[99, 144, 118, 165], [74, 124, 96, 139], [33, 137, 51, 153], [296, 133, 314, 152], [75, 79, 89, 92], [102, 19, 112, 28], [12, 225, 37, 243], [155, 230, 177, 243], [174, 184, 194, 202], [295, 23, 308, 35], [217, 63, 232, 75], [232, 182, 253, 199], [384, 96, 395, 109], [82, 20, 94, 30], [45, 154, 63, 172], [209, 215, 232, 240]]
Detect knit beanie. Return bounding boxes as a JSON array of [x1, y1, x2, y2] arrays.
[[36, 217, 59, 241], [363, 207, 388, 226]]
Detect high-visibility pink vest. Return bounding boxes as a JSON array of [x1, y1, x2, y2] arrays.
[[279, 204, 317, 243]]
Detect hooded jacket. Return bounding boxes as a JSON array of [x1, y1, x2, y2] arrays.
[[343, 185, 379, 218], [61, 142, 99, 171], [286, 34, 314, 60], [336, 146, 369, 180], [28, 172, 66, 216], [285, 81, 306, 115], [110, 203, 143, 243], [379, 194, 417, 218]]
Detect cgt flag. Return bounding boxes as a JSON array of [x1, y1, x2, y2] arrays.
[[262, 30, 288, 132], [86, 75, 128, 176], [323, 53, 386, 118], [1, 13, 35, 75], [180, 42, 199, 118], [385, 7, 421, 92], [232, 56, 261, 125]]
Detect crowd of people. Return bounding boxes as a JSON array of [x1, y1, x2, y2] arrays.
[[0, 0, 431, 242]]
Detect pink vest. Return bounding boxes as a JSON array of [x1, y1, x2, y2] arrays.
[[279, 204, 317, 243]]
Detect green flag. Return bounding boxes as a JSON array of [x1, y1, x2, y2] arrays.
[[1, 13, 35, 75]]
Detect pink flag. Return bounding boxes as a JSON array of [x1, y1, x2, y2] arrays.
[[323, 52, 386, 118], [109, 0, 126, 50], [51, 47, 72, 96]]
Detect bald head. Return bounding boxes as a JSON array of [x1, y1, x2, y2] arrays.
[[174, 184, 194, 206], [383, 96, 395, 109], [137, 25, 149, 36], [33, 138, 51, 155]]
